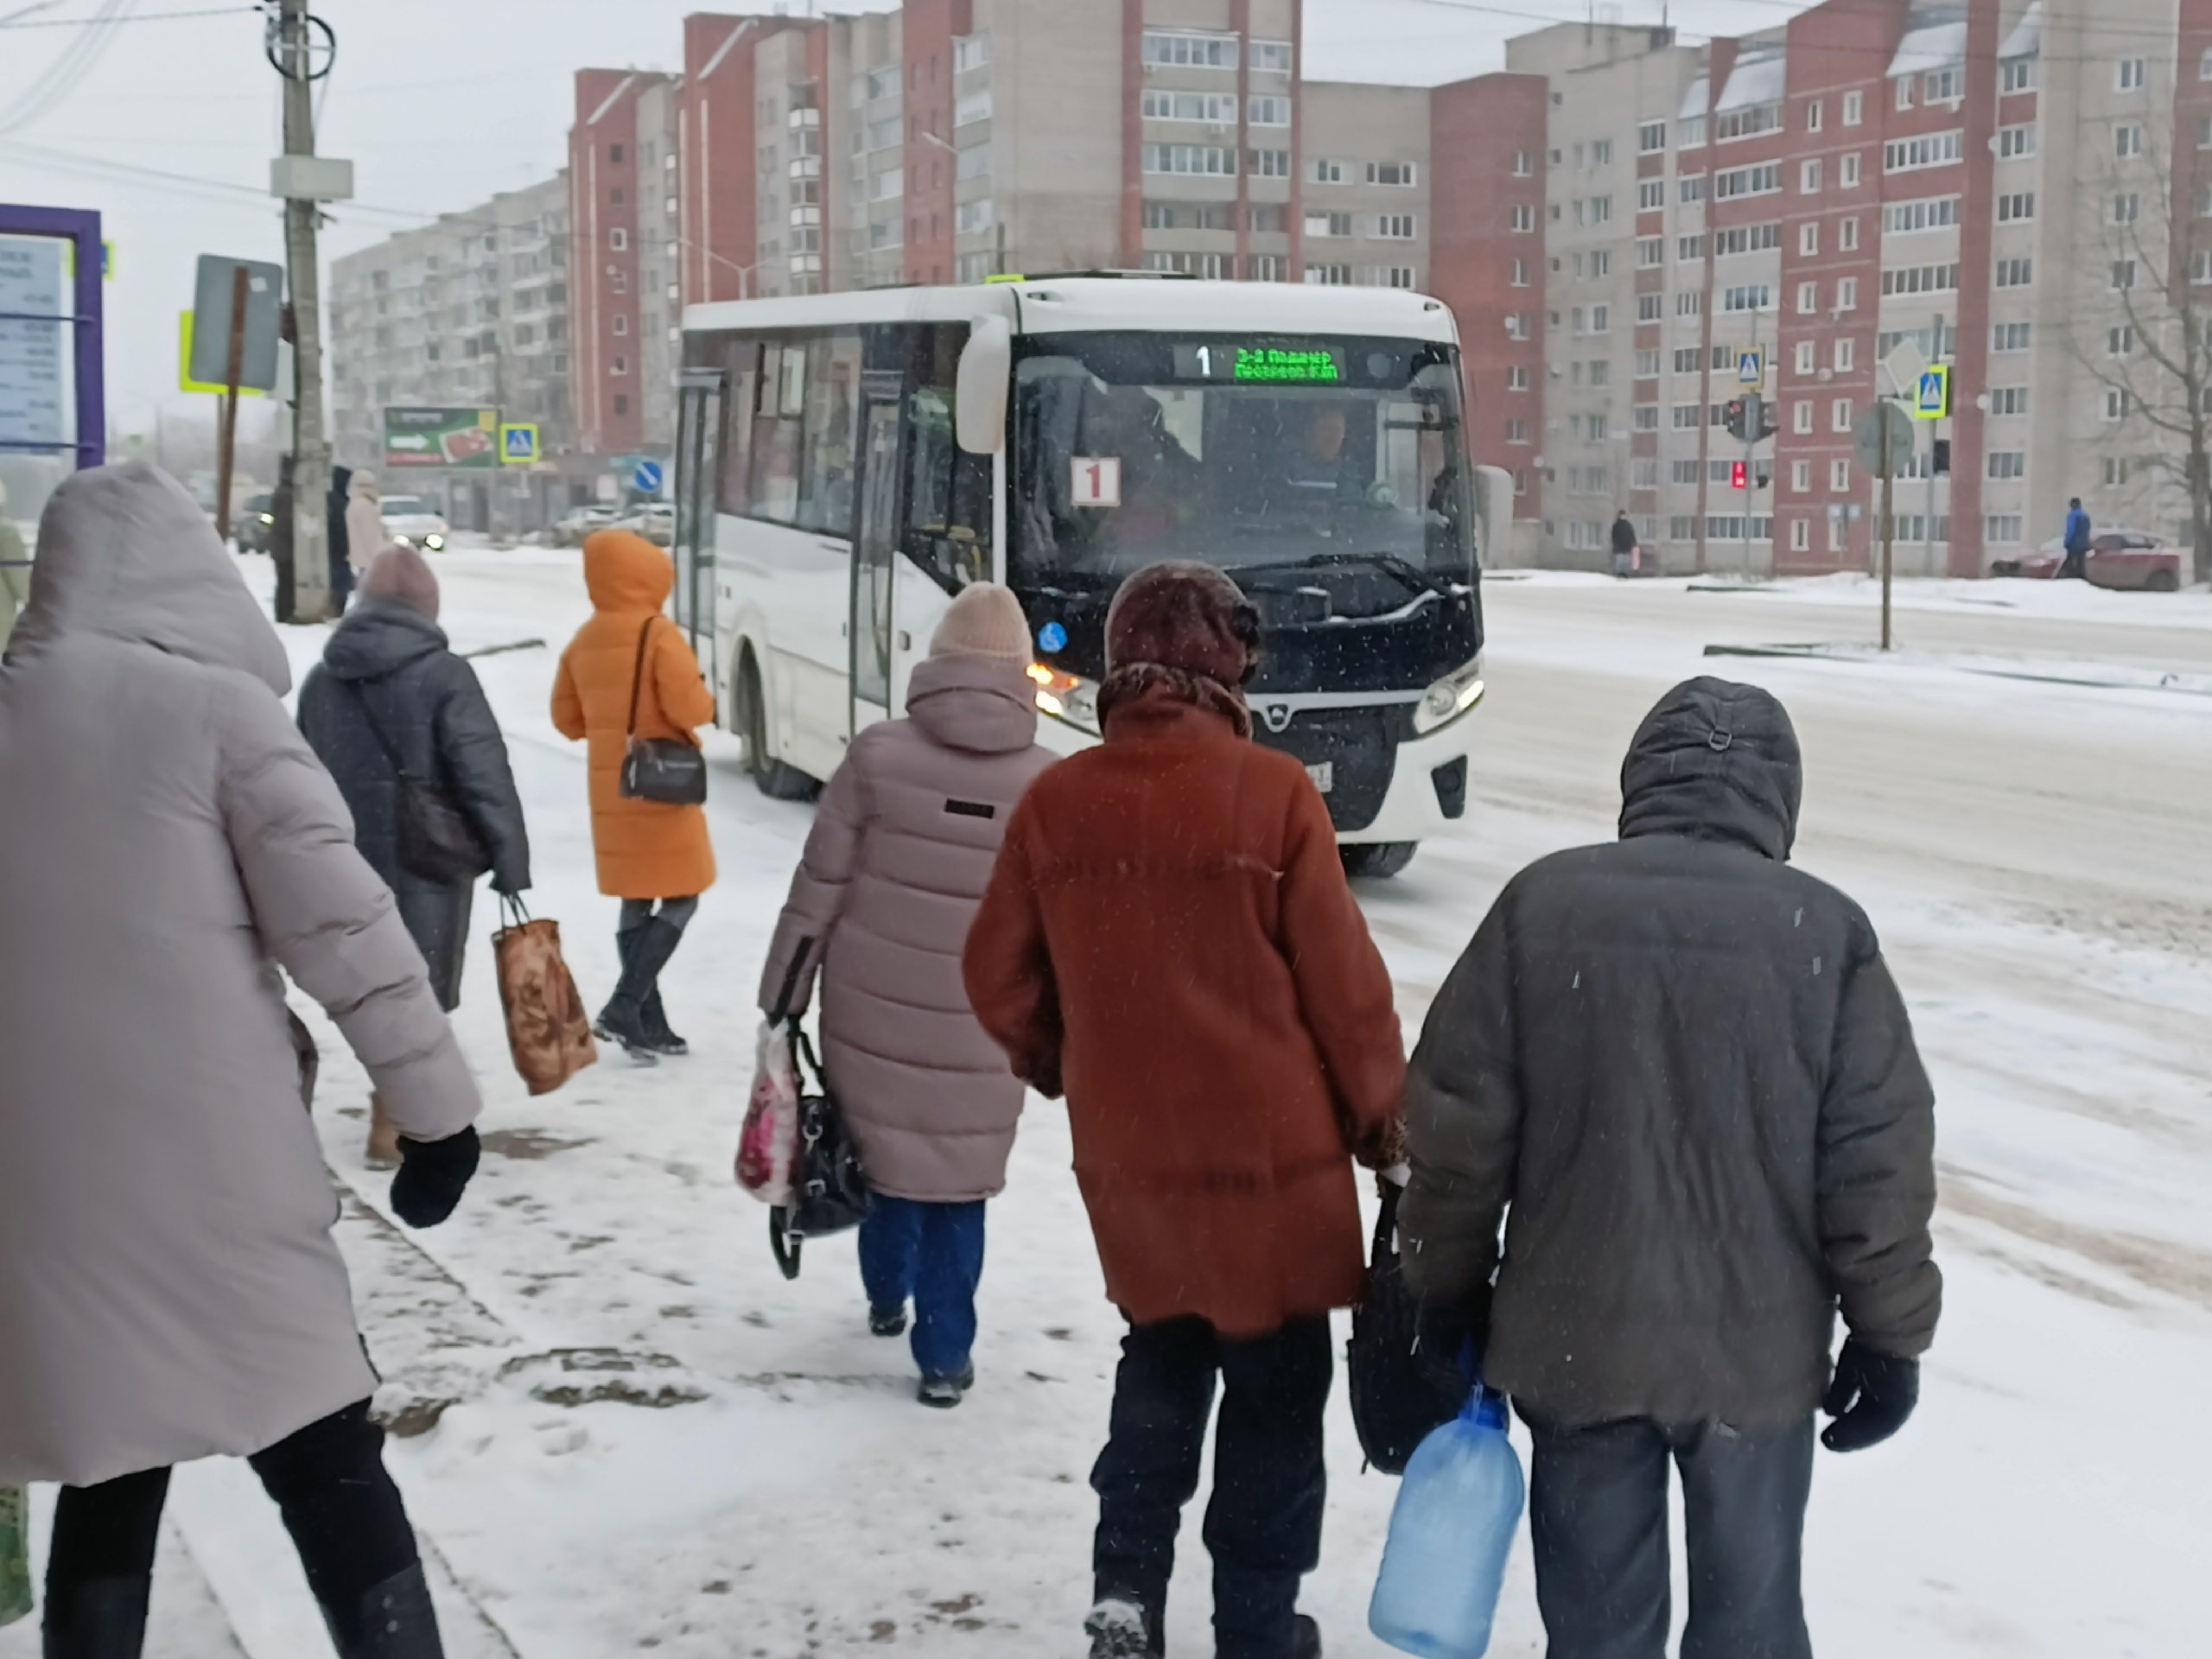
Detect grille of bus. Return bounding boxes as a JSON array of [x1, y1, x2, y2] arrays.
[[1253, 705, 1405, 835]]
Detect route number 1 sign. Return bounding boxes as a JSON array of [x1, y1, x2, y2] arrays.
[[1071, 456, 1122, 509]]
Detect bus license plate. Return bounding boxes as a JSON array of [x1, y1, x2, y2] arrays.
[[1306, 761, 1334, 794]]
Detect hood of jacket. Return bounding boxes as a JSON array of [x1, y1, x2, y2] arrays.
[[7, 460, 290, 694], [321, 597, 448, 683], [904, 652, 1039, 754], [1618, 677, 1801, 862], [582, 529, 673, 614]]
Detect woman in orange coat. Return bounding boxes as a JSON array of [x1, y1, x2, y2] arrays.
[[551, 530, 717, 1060]]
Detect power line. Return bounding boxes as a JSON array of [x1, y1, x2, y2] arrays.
[[0, 3, 248, 26]]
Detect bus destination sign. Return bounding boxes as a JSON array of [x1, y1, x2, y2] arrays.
[[1173, 342, 1345, 384]]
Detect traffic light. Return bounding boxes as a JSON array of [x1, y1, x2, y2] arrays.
[[1731, 461, 1749, 491], [1725, 397, 1749, 441], [1758, 397, 1778, 441], [1933, 438, 1952, 475]]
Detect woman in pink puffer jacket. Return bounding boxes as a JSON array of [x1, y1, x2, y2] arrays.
[[757, 582, 1055, 1408]]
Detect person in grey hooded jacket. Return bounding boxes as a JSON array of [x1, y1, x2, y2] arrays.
[[300, 542, 530, 1166], [1401, 677, 1939, 1659], [0, 461, 481, 1658], [758, 582, 1055, 1408]]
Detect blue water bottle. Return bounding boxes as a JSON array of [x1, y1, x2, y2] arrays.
[[1368, 1382, 1526, 1658]]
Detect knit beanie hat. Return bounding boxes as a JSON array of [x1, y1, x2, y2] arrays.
[[1097, 562, 1262, 737], [930, 581, 1032, 663], [358, 542, 440, 620]]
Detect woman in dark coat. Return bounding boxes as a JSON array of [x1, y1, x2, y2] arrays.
[[299, 543, 531, 1164]]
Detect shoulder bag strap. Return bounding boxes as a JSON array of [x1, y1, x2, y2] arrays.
[[766, 938, 814, 1025], [625, 615, 657, 739], [338, 675, 408, 777]]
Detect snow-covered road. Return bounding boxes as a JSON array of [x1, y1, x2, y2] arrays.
[[9, 557, 2209, 1657]]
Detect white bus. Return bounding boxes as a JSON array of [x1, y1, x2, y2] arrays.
[[669, 276, 1505, 875]]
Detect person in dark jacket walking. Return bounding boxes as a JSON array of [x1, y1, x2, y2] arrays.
[[299, 543, 531, 1166], [1610, 509, 1640, 578], [2060, 497, 2092, 580], [966, 563, 1407, 1659], [1401, 677, 1940, 1659]]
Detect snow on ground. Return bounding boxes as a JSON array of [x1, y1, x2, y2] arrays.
[[9, 550, 2211, 1657]]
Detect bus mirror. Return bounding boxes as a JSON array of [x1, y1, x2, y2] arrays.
[[1471, 464, 1514, 570], [957, 316, 1013, 455]]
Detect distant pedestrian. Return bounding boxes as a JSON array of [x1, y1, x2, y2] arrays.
[[552, 529, 716, 1060], [759, 583, 1054, 1408], [966, 563, 1407, 1659], [2060, 496, 2093, 580], [300, 542, 532, 1166], [1401, 677, 1941, 1659], [0, 461, 483, 1659], [1611, 509, 1641, 578], [328, 463, 356, 611]]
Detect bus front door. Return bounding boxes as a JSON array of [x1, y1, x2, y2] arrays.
[[671, 371, 724, 702], [849, 372, 905, 737]]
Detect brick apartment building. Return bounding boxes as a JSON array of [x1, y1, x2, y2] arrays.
[[541, 0, 2212, 572]]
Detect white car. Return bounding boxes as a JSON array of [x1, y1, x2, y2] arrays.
[[378, 495, 449, 552]]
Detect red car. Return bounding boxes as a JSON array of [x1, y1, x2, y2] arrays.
[[1995, 529, 2184, 592]]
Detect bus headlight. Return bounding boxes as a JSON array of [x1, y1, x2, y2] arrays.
[[1412, 660, 1484, 735], [1027, 663, 1100, 734]]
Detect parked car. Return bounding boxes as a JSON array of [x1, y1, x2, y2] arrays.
[[378, 494, 450, 552], [552, 504, 621, 548], [1994, 529, 2183, 592], [232, 493, 276, 554], [636, 503, 675, 546]]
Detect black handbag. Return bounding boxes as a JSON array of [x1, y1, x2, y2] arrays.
[[767, 951, 872, 1280], [619, 617, 709, 805], [1347, 1181, 1471, 1475], [340, 678, 493, 885]]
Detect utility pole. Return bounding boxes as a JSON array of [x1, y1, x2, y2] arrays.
[[1881, 411, 1896, 652], [280, 0, 334, 622], [1741, 305, 1761, 574]]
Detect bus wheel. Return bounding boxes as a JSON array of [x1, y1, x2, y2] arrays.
[[737, 653, 820, 802], [1340, 842, 1418, 880]]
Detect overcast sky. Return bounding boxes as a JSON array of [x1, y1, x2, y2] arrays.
[[0, 0, 1800, 427]]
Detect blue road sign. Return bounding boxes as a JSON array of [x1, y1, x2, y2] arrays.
[[1738, 350, 1764, 386], [1914, 365, 1952, 420], [632, 458, 664, 494], [499, 423, 539, 464]]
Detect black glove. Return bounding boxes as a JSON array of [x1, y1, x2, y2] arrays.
[[1821, 1337, 1919, 1452], [1416, 1286, 1493, 1390], [390, 1127, 481, 1229]]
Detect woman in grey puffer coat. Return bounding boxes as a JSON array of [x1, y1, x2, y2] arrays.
[[758, 582, 1054, 1408], [0, 461, 480, 1657], [300, 543, 531, 1166]]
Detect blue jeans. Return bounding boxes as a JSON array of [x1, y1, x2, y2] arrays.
[[857, 1196, 986, 1381]]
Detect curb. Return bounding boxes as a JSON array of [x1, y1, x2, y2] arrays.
[[1701, 643, 2212, 698]]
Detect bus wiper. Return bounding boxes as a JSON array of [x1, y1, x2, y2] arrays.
[[1294, 551, 1451, 594]]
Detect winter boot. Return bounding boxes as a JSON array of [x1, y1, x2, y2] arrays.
[[41, 1574, 151, 1658], [316, 1561, 445, 1659], [1212, 1612, 1320, 1659], [594, 918, 683, 1065], [1084, 1597, 1161, 1659], [869, 1305, 908, 1338], [365, 1093, 402, 1172], [917, 1363, 976, 1409], [640, 989, 689, 1058]]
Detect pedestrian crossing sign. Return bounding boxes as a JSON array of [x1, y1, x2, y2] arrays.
[[499, 423, 541, 465], [1913, 365, 1951, 420], [1738, 351, 1764, 386]]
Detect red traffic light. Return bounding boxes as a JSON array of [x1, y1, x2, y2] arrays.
[[1731, 461, 1748, 491]]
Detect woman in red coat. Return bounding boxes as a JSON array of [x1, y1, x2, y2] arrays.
[[964, 563, 1406, 1659]]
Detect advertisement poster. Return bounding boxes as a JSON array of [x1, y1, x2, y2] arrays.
[[384, 406, 501, 470], [0, 237, 65, 450]]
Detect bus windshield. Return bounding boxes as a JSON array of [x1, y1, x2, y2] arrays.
[[1012, 332, 1477, 607]]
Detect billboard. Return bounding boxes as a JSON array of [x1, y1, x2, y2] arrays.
[[384, 406, 501, 470]]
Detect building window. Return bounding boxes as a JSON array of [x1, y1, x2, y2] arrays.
[[1840, 216, 1859, 251], [1249, 96, 1292, 127], [1637, 236, 1663, 268], [608, 227, 629, 251], [2112, 259, 2137, 290], [1639, 120, 1667, 153], [1246, 254, 1285, 282], [1510, 257, 1530, 287], [1637, 348, 1661, 378], [1838, 276, 1859, 309], [1924, 67, 1962, 105], [1993, 321, 2031, 352], [613, 394, 629, 416], [1881, 263, 1959, 296], [1639, 180, 1665, 212], [1304, 210, 1353, 238], [1714, 163, 1783, 200], [2107, 389, 2133, 420], [1310, 156, 1349, 184], [1304, 264, 1351, 286], [1833, 397, 1853, 433], [1376, 213, 1417, 240], [1792, 459, 1813, 492], [1799, 221, 1820, 256], [1840, 152, 1862, 188], [1504, 314, 1530, 340], [1507, 365, 1529, 391], [1680, 115, 1707, 148], [1509, 203, 1535, 233], [1994, 257, 2033, 288], [1895, 76, 1914, 111], [1505, 419, 1531, 443], [1885, 131, 1962, 173], [1142, 29, 1239, 69], [1834, 338, 1855, 372], [1998, 192, 2035, 222], [2116, 125, 2145, 159], [2113, 193, 2139, 225], [1806, 99, 1825, 133], [1252, 39, 1294, 73], [1794, 397, 1815, 433], [612, 354, 628, 376], [1989, 386, 2028, 415], [2108, 326, 2135, 356], [1249, 149, 1292, 178], [1145, 144, 1236, 176], [1885, 195, 1959, 234], [2118, 57, 2147, 92], [1368, 161, 1419, 187], [1511, 149, 1534, 177], [1843, 90, 1864, 126], [1988, 451, 2027, 479], [1998, 124, 2035, 159], [1638, 293, 1664, 321], [1827, 459, 1851, 492], [613, 314, 629, 336], [1801, 158, 1823, 194], [609, 143, 624, 163], [2002, 58, 2036, 94], [1795, 341, 1816, 375], [1673, 404, 1702, 429], [1142, 92, 1238, 123], [1678, 234, 1706, 261], [1677, 291, 1703, 317], [1679, 175, 1709, 204], [1716, 102, 1783, 143]]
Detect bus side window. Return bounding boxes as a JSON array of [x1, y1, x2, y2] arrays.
[[796, 332, 864, 537], [904, 385, 991, 592]]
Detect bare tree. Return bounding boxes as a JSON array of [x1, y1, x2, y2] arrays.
[[2069, 114, 2212, 585]]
